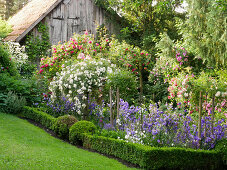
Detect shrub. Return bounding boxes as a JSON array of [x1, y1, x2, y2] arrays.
[[4, 91, 26, 114], [38, 32, 96, 79], [0, 43, 41, 106], [215, 138, 227, 166], [105, 69, 138, 103], [3, 41, 36, 78], [23, 106, 56, 130], [0, 43, 18, 76], [53, 115, 78, 139], [0, 19, 12, 39], [146, 73, 169, 103], [69, 121, 96, 145], [0, 93, 7, 112], [0, 73, 41, 106], [83, 134, 224, 169], [98, 129, 126, 140], [49, 59, 115, 117]]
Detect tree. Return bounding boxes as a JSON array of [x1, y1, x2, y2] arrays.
[[101, 0, 185, 50], [5, 0, 14, 20], [0, 18, 12, 38], [0, 0, 29, 20], [179, 0, 226, 68]]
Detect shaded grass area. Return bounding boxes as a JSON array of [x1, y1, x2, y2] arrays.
[[0, 113, 136, 170]]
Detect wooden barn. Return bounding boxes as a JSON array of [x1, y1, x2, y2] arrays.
[[4, 0, 120, 45]]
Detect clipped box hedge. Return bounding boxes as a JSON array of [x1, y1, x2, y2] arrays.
[[82, 134, 224, 170], [23, 106, 56, 130], [53, 115, 78, 140], [215, 138, 227, 166], [69, 120, 96, 145], [22, 108, 225, 169]]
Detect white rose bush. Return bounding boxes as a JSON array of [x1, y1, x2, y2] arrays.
[[3, 41, 28, 72], [48, 58, 115, 117]]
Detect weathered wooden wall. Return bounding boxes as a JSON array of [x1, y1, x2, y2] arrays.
[[30, 0, 118, 45]]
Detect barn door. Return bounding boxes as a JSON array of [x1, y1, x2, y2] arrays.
[[78, 0, 93, 34], [51, 3, 65, 44], [67, 0, 93, 36], [52, 19, 62, 44], [67, 0, 80, 38], [51, 0, 94, 44]]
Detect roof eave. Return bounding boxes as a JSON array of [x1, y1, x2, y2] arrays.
[[14, 0, 63, 42]]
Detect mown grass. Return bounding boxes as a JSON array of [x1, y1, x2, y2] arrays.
[[0, 113, 136, 170]]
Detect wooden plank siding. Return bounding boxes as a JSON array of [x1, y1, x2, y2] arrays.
[[22, 0, 119, 46]]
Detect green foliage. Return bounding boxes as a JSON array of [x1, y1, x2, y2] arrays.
[[3, 91, 26, 114], [25, 22, 50, 61], [156, 32, 175, 58], [69, 121, 96, 145], [216, 69, 227, 89], [191, 70, 226, 106], [2, 0, 29, 20], [40, 32, 152, 102], [3, 41, 36, 78], [23, 106, 56, 130], [0, 93, 7, 110], [0, 42, 18, 76], [97, 129, 126, 140], [83, 134, 224, 169], [53, 115, 78, 139], [215, 138, 227, 166], [0, 43, 41, 107], [95, 0, 116, 15], [179, 0, 226, 68], [0, 73, 41, 106], [19, 62, 37, 78], [100, 0, 185, 50], [146, 75, 169, 103], [155, 33, 206, 76], [105, 69, 138, 102], [108, 37, 152, 71], [0, 18, 12, 39]]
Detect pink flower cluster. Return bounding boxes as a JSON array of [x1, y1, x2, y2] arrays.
[[167, 74, 194, 109], [174, 47, 189, 66]]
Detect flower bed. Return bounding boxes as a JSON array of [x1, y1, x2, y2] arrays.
[[22, 106, 226, 169]]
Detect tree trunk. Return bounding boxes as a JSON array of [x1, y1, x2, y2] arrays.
[[204, 93, 207, 138], [109, 86, 113, 127], [198, 91, 203, 148], [116, 87, 120, 120], [139, 62, 143, 105], [211, 95, 215, 134]]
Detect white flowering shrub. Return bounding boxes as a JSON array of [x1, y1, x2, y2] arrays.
[[3, 41, 28, 71], [49, 59, 115, 115]]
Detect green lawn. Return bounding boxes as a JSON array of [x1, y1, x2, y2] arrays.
[[0, 113, 136, 170]]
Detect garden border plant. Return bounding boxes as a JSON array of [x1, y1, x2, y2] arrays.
[[81, 134, 224, 170], [23, 106, 56, 130], [21, 106, 226, 170]]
